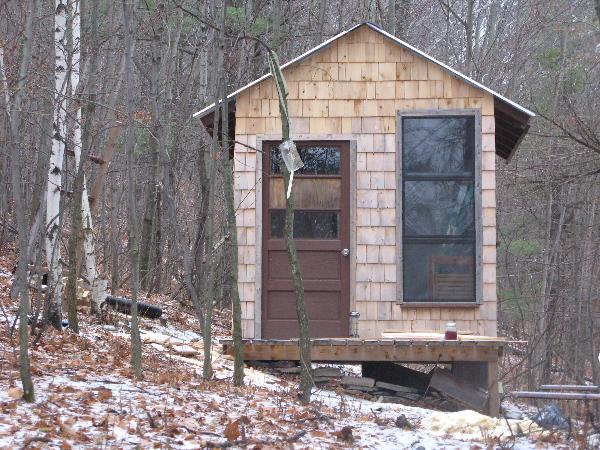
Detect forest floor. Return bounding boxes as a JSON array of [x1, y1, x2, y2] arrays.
[[0, 248, 585, 449]]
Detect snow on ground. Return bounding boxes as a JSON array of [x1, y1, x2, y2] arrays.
[[0, 266, 578, 448], [0, 321, 572, 449]]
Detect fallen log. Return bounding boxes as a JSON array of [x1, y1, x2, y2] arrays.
[[103, 295, 162, 319]]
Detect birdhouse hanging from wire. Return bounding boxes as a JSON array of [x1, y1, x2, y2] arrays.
[[279, 139, 304, 198]]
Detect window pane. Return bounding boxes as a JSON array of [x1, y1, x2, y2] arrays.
[[269, 178, 341, 209], [404, 181, 474, 236], [271, 146, 340, 174], [403, 243, 475, 302], [403, 117, 474, 174], [270, 210, 339, 239]]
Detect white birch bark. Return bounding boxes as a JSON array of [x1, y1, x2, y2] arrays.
[[69, 0, 104, 311], [0, 48, 10, 118], [46, 0, 68, 326]]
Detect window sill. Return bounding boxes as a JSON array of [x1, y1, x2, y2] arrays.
[[397, 301, 481, 308]]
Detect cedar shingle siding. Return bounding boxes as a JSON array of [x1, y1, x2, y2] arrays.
[[233, 26, 498, 338]]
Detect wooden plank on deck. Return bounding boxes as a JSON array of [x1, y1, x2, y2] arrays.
[[221, 338, 502, 362]]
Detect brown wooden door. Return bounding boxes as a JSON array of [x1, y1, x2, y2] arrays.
[[262, 141, 350, 339]]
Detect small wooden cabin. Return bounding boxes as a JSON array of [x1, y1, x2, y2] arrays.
[[195, 23, 533, 342]]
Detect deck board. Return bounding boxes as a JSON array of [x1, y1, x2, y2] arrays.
[[220, 337, 505, 363]]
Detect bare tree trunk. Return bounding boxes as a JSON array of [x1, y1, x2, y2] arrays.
[[122, 0, 142, 379], [139, 125, 160, 290], [268, 50, 312, 403], [465, 0, 474, 75], [531, 28, 568, 387], [89, 56, 126, 299], [533, 183, 568, 387], [139, 16, 164, 289], [110, 184, 120, 294], [46, 0, 69, 330], [200, 84, 221, 380], [387, 0, 396, 34], [65, 0, 102, 328], [575, 196, 596, 381], [149, 2, 182, 294], [4, 0, 36, 402], [66, 0, 81, 331], [79, 0, 103, 313], [531, 186, 553, 388], [183, 141, 210, 349], [265, 8, 312, 401], [88, 55, 125, 217], [315, 0, 326, 45], [221, 96, 244, 386], [66, 0, 82, 333]]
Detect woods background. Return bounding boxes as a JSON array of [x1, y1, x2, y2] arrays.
[[1, 0, 600, 393]]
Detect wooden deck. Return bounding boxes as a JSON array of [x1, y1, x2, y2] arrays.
[[221, 336, 506, 417], [221, 337, 505, 363]]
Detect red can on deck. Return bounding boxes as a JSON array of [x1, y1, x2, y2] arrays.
[[445, 322, 458, 340]]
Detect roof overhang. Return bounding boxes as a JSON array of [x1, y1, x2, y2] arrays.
[[195, 22, 534, 160]]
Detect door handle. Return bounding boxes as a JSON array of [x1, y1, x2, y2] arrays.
[[341, 248, 350, 257]]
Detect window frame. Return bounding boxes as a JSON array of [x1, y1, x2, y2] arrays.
[[395, 109, 483, 307]]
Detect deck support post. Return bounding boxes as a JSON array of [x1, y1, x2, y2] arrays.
[[487, 358, 499, 417]]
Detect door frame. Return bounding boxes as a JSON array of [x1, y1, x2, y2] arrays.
[[254, 136, 356, 339]]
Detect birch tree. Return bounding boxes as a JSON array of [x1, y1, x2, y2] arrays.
[[46, 0, 69, 330], [65, 0, 82, 332]]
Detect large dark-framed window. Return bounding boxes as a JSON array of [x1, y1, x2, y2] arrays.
[[396, 110, 482, 305]]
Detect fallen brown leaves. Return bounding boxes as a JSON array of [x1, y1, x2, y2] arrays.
[[0, 247, 562, 450], [0, 294, 353, 450], [7, 387, 22, 400], [223, 419, 240, 441], [333, 425, 354, 442]]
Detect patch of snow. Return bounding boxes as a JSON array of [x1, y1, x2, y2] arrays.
[[0, 269, 12, 278], [146, 324, 202, 343], [0, 284, 573, 450]]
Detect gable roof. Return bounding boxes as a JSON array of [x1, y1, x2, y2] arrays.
[[194, 22, 534, 160]]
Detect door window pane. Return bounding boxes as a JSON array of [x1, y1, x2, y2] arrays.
[[269, 178, 341, 209], [403, 117, 474, 175], [403, 243, 475, 302], [270, 210, 339, 239], [404, 181, 474, 236], [271, 146, 340, 174]]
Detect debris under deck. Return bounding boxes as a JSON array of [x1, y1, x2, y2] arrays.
[[221, 335, 508, 416]]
